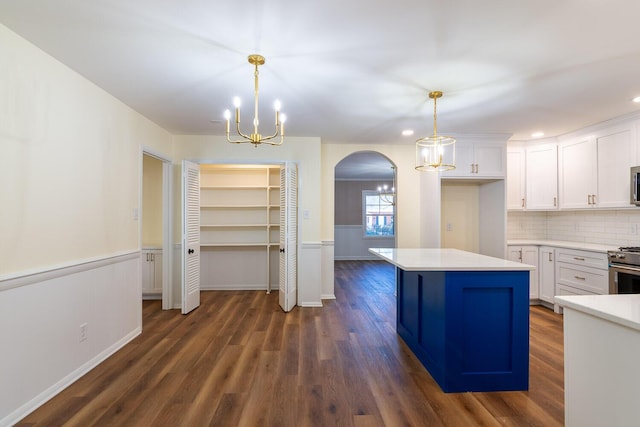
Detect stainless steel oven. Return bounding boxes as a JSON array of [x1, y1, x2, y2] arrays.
[[608, 247, 640, 294]]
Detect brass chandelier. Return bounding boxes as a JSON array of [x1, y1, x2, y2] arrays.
[[224, 54, 286, 147], [377, 165, 396, 205], [415, 91, 456, 171]]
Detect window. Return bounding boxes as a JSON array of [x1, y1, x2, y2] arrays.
[[363, 191, 395, 237]]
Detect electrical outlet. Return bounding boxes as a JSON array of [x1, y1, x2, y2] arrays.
[[446, 223, 453, 232], [80, 323, 88, 342]]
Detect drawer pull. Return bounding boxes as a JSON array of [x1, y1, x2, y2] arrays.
[[574, 276, 586, 280], [573, 257, 585, 261]]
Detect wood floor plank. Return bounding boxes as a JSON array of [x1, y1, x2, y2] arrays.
[[17, 260, 566, 426]]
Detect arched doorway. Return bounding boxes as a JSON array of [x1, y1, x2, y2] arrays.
[[334, 151, 397, 260]]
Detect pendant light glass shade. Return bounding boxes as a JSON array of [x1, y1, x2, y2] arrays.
[[415, 135, 456, 171], [415, 91, 456, 172]]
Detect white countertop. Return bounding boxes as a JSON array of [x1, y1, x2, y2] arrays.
[[555, 294, 640, 332], [507, 239, 617, 253], [369, 248, 535, 271]]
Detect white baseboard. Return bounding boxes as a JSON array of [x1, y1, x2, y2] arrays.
[[2, 328, 141, 427]]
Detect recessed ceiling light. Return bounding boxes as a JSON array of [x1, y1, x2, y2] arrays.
[[531, 132, 544, 138], [633, 96, 640, 103], [402, 129, 414, 136]]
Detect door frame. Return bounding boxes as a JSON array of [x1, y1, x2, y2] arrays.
[[186, 158, 298, 303], [141, 147, 173, 310]]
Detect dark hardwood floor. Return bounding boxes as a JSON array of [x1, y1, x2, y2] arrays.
[[17, 260, 565, 426]]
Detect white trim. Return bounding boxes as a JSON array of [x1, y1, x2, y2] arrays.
[[200, 284, 278, 291], [2, 328, 141, 427], [334, 255, 382, 261], [161, 159, 173, 310], [299, 302, 324, 307], [0, 251, 139, 292], [321, 240, 335, 301]]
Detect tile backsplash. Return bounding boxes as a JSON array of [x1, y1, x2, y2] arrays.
[[508, 210, 640, 247]]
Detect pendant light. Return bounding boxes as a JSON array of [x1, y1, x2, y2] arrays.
[[415, 91, 456, 171]]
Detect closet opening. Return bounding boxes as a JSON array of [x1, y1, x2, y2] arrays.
[[182, 162, 298, 313], [199, 164, 282, 292]]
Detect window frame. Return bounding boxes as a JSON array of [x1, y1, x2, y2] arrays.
[[362, 190, 395, 238]]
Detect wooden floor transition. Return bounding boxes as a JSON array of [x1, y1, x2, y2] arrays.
[[17, 260, 565, 426]]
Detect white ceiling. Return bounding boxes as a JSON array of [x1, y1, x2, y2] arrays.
[[1, 0, 640, 147]]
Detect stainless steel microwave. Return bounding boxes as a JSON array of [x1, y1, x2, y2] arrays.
[[632, 166, 640, 205]]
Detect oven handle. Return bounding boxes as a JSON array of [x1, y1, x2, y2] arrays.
[[610, 264, 640, 274]]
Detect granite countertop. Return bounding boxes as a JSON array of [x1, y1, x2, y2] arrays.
[[507, 240, 618, 253], [369, 248, 535, 271], [555, 294, 640, 332]]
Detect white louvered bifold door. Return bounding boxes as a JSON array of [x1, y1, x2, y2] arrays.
[[279, 163, 298, 312], [182, 160, 201, 314]]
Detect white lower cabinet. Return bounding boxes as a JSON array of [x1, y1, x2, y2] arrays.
[[509, 244, 610, 309], [141, 248, 162, 296], [538, 246, 555, 304], [554, 248, 608, 311], [508, 245, 539, 299]]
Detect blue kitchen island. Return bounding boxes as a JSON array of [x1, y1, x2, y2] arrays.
[[370, 248, 534, 393]]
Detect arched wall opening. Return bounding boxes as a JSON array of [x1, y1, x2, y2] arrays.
[[334, 151, 397, 260]]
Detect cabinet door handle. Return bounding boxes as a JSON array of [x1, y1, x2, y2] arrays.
[[574, 275, 586, 280], [553, 197, 557, 207], [475, 164, 479, 174], [519, 249, 523, 261], [587, 195, 592, 205], [470, 164, 474, 174], [548, 252, 553, 262], [573, 257, 585, 261], [592, 194, 596, 205], [521, 198, 525, 208]]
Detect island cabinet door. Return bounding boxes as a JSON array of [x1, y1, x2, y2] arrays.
[[395, 268, 530, 393]]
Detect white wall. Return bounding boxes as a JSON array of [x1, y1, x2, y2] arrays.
[[0, 23, 173, 425], [441, 183, 480, 252], [0, 27, 172, 276], [321, 143, 441, 248]]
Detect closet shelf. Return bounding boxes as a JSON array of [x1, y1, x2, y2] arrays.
[[201, 204, 269, 209], [201, 185, 266, 190], [199, 164, 282, 291]]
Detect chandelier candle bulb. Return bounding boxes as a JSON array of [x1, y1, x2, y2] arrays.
[[224, 110, 231, 134]]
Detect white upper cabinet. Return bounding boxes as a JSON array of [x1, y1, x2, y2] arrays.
[[506, 147, 526, 210], [442, 142, 505, 178], [526, 144, 558, 210], [559, 124, 637, 209], [559, 137, 596, 209], [596, 127, 636, 208]]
